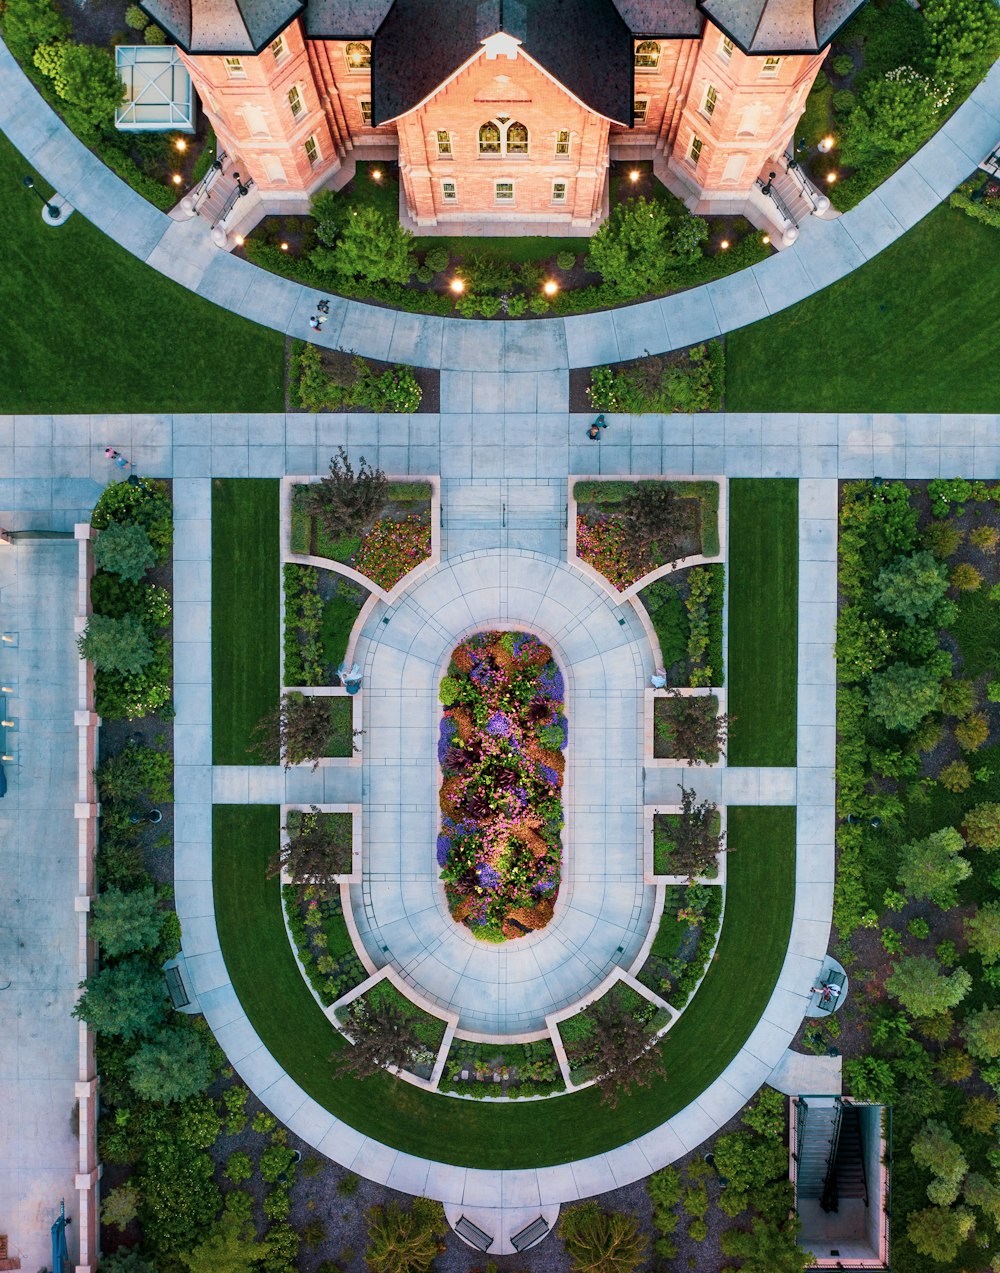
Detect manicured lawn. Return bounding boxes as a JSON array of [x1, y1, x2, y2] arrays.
[[212, 803, 794, 1167], [727, 479, 798, 767], [212, 480, 280, 765], [0, 132, 284, 413], [726, 204, 1000, 412]]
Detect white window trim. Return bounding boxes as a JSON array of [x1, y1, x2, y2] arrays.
[[719, 35, 734, 62], [270, 35, 288, 63], [760, 56, 782, 78], [554, 129, 571, 158], [701, 83, 718, 119], [551, 180, 568, 204], [304, 134, 320, 166], [635, 40, 660, 71], [436, 130, 453, 157], [345, 42, 371, 72], [360, 98, 373, 125], [441, 179, 458, 202], [688, 134, 703, 166], [223, 56, 246, 80], [493, 179, 515, 203], [287, 83, 304, 120], [633, 97, 650, 124], [478, 118, 530, 157]]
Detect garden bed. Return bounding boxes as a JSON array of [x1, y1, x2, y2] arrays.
[[288, 342, 437, 413], [638, 564, 725, 688], [336, 980, 447, 1081], [282, 563, 368, 687], [573, 478, 720, 593], [283, 883, 367, 1008], [439, 1038, 565, 1099], [569, 341, 725, 414], [558, 982, 670, 1085], [653, 693, 722, 763], [290, 478, 432, 593], [294, 695, 353, 760], [438, 631, 566, 942], [654, 810, 722, 878], [637, 886, 724, 1010]]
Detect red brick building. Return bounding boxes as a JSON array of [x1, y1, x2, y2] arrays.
[[143, 0, 864, 235]]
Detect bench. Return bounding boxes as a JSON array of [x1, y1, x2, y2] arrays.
[[454, 1216, 493, 1251], [511, 1216, 550, 1251], [163, 964, 190, 1009], [815, 968, 846, 1014]]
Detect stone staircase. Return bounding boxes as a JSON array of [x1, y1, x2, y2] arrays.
[[796, 1096, 841, 1200], [828, 1103, 869, 1206]]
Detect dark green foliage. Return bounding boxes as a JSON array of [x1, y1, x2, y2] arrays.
[[303, 447, 389, 541], [79, 612, 153, 674], [642, 580, 690, 671], [90, 885, 164, 957], [587, 342, 724, 413], [587, 197, 708, 299], [91, 477, 173, 562], [0, 0, 69, 62], [127, 1022, 214, 1103], [73, 957, 168, 1039]]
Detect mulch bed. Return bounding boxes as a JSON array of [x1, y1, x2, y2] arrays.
[[285, 341, 439, 414]]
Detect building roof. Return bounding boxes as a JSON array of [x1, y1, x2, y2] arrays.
[[372, 0, 634, 127], [611, 0, 703, 37], [115, 43, 196, 130], [139, 0, 305, 54], [306, 0, 394, 37], [696, 0, 867, 53]]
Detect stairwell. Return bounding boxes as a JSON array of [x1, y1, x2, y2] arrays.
[[796, 1097, 841, 1201], [829, 1103, 869, 1206]]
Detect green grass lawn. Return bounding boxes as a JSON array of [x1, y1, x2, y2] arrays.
[[212, 803, 794, 1167], [727, 480, 798, 766], [212, 480, 280, 765], [0, 132, 284, 413], [726, 204, 1000, 412]]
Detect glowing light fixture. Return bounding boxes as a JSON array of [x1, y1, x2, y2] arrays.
[[629, 169, 640, 183], [543, 279, 558, 296], [450, 278, 465, 294]]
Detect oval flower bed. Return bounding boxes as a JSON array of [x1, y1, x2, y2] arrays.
[[437, 631, 566, 942]]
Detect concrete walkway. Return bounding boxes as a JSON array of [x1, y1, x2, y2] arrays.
[[0, 540, 82, 1271], [1, 35, 997, 370]]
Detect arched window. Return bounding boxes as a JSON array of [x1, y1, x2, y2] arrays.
[[478, 119, 529, 156], [635, 40, 660, 69], [478, 121, 501, 154], [345, 42, 371, 71]]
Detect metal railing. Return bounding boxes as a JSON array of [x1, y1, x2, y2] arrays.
[[819, 1097, 845, 1214], [755, 173, 796, 227], [985, 145, 1000, 175], [186, 148, 228, 215], [212, 173, 255, 228], [782, 149, 824, 212]]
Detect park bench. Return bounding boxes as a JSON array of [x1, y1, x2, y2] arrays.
[[815, 968, 846, 1014], [454, 1216, 493, 1251], [511, 1216, 550, 1251]]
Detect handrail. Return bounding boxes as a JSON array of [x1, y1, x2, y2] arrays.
[[212, 173, 255, 228], [755, 174, 796, 227], [819, 1097, 845, 1214], [794, 1096, 808, 1164], [782, 149, 822, 211], [187, 148, 228, 214]]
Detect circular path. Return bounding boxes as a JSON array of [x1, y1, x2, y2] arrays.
[[352, 548, 654, 1035]]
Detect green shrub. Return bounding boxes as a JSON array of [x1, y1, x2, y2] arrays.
[[833, 88, 857, 113], [79, 612, 153, 675], [414, 263, 434, 284], [91, 477, 173, 560], [127, 1023, 214, 1103], [556, 250, 577, 270], [423, 245, 449, 272], [955, 713, 989, 752], [125, 4, 149, 29], [0, 0, 70, 64], [91, 885, 164, 957], [831, 53, 854, 76], [94, 521, 156, 582], [144, 24, 166, 43], [868, 662, 942, 731]]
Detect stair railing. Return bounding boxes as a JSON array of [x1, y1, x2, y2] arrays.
[[212, 172, 255, 229], [187, 149, 229, 215], [793, 1097, 807, 1164], [755, 173, 797, 228], [781, 148, 826, 212], [819, 1098, 845, 1214]]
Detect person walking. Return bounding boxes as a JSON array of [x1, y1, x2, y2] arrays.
[[308, 315, 321, 330], [105, 447, 129, 469], [587, 424, 601, 441]]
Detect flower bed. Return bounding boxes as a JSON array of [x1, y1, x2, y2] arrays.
[[586, 342, 725, 414], [653, 810, 722, 878], [654, 694, 722, 762], [440, 1038, 565, 1099], [336, 981, 446, 1080], [636, 885, 723, 1009], [283, 883, 367, 1007], [639, 564, 725, 688], [558, 983, 669, 1083], [282, 564, 367, 687], [437, 631, 566, 942]]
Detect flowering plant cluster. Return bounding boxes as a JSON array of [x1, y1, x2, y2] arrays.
[[576, 514, 644, 591], [437, 631, 566, 941], [354, 515, 431, 590]]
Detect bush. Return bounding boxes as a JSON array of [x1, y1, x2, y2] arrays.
[[125, 4, 149, 29], [955, 713, 989, 752], [925, 519, 964, 558], [897, 826, 970, 909], [951, 562, 983, 591], [939, 760, 972, 792], [35, 41, 126, 136], [875, 551, 948, 623], [127, 1023, 214, 1103], [831, 53, 854, 76], [840, 67, 947, 172], [313, 206, 414, 284], [79, 612, 153, 674], [91, 477, 172, 561], [886, 955, 972, 1017], [423, 245, 449, 272], [414, 263, 433, 284], [586, 197, 707, 300], [556, 250, 577, 270], [963, 803, 1000, 850], [94, 521, 156, 582], [144, 24, 166, 43], [924, 0, 1000, 91], [365, 1197, 444, 1273], [0, 0, 70, 64], [558, 1201, 647, 1273], [91, 885, 164, 957], [868, 662, 942, 732], [834, 89, 857, 114], [101, 1183, 141, 1231], [962, 1007, 1000, 1061], [971, 525, 1000, 552], [73, 957, 168, 1039]]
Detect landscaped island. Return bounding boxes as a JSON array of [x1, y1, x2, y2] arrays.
[[437, 631, 566, 942]]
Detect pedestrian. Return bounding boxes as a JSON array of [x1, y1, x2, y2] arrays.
[[105, 447, 129, 469], [650, 669, 667, 689], [587, 425, 600, 441], [317, 298, 330, 315], [594, 414, 607, 430], [308, 315, 321, 330]]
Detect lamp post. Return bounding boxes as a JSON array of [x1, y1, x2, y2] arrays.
[[22, 175, 60, 220], [760, 171, 776, 197]]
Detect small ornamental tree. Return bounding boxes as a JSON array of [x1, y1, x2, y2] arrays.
[[963, 803, 1000, 851], [89, 884, 164, 957], [302, 446, 388, 541], [565, 993, 666, 1109], [965, 902, 1000, 964], [911, 1119, 969, 1205], [906, 1205, 976, 1263], [961, 1094, 1000, 1136], [269, 807, 352, 888], [252, 692, 338, 770], [318, 206, 415, 284], [875, 550, 949, 624], [101, 1183, 141, 1231], [179, 1210, 271, 1273], [332, 994, 423, 1080], [887, 955, 971, 1018], [587, 197, 676, 297], [719, 1217, 816, 1273], [666, 787, 726, 879], [93, 521, 156, 582], [365, 1197, 444, 1273], [127, 1023, 215, 1102], [841, 68, 947, 170], [558, 1201, 648, 1273], [924, 0, 1000, 90], [72, 957, 168, 1039], [867, 662, 942, 731], [897, 826, 970, 909], [621, 483, 689, 572], [78, 612, 153, 674], [961, 1008, 1000, 1062], [659, 689, 730, 764]]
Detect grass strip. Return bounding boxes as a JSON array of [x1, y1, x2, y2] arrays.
[[727, 479, 798, 766], [726, 204, 1000, 413], [213, 804, 794, 1167], [212, 480, 280, 764], [0, 132, 284, 413]]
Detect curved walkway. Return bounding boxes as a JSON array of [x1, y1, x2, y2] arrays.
[[352, 547, 652, 1035], [0, 38, 997, 371]]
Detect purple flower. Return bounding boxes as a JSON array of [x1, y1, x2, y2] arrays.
[[539, 764, 560, 787], [486, 712, 512, 737], [438, 716, 457, 764], [476, 862, 501, 890], [436, 833, 451, 867], [539, 663, 564, 701]]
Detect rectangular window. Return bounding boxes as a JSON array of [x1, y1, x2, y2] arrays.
[[555, 129, 570, 157], [436, 130, 452, 157], [360, 98, 372, 125], [287, 84, 303, 119], [494, 180, 514, 203], [719, 36, 734, 62], [702, 83, 718, 118], [633, 97, 649, 124], [270, 35, 287, 62], [551, 180, 567, 204], [761, 56, 782, 77], [304, 135, 319, 166], [223, 56, 245, 79], [441, 180, 457, 202], [689, 134, 703, 165]]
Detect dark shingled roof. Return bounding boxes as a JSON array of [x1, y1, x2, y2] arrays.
[[612, 0, 703, 37], [696, 0, 867, 53], [140, 0, 305, 53], [371, 0, 634, 127], [306, 0, 394, 36]]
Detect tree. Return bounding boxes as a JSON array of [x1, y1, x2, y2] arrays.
[[564, 993, 666, 1109], [897, 826, 970, 908], [961, 1007, 1000, 1061], [621, 483, 690, 572], [963, 1171, 1000, 1228], [867, 662, 941, 731], [35, 41, 125, 135], [558, 1201, 648, 1273], [712, 1130, 790, 1218], [924, 0, 1000, 90], [906, 1205, 975, 1262], [316, 206, 414, 284], [78, 612, 153, 674], [0, 0, 70, 63], [90, 884, 163, 957], [658, 689, 730, 764], [962, 803, 1000, 851], [128, 1023, 215, 1102], [662, 787, 726, 879], [98, 1252, 158, 1273], [586, 197, 676, 297], [269, 807, 352, 887], [179, 1209, 271, 1273], [965, 901, 1000, 964], [719, 1217, 816, 1272], [252, 693, 339, 769], [845, 1055, 897, 1104], [875, 550, 949, 624], [72, 956, 167, 1039], [302, 446, 387, 542], [100, 1182, 141, 1231], [911, 1119, 968, 1204], [365, 1197, 444, 1273], [332, 994, 423, 1080], [94, 521, 156, 582], [886, 955, 971, 1017], [841, 68, 946, 170]]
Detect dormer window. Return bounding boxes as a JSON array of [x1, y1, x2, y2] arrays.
[[270, 35, 287, 62], [760, 56, 782, 77], [223, 56, 245, 80], [635, 40, 660, 70], [478, 119, 528, 156], [346, 42, 371, 71], [719, 36, 735, 62]]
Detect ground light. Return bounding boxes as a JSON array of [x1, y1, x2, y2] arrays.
[[171, 174, 182, 185], [543, 280, 558, 296], [450, 278, 465, 294], [762, 234, 771, 245], [174, 138, 187, 152], [372, 168, 383, 181], [818, 135, 835, 153], [629, 169, 640, 183], [826, 172, 838, 185], [720, 239, 730, 250], [280, 241, 289, 250]]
